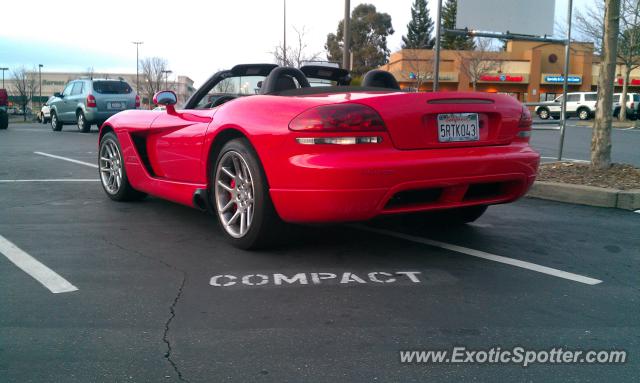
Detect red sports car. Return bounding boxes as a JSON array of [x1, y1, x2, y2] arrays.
[[98, 64, 539, 248]]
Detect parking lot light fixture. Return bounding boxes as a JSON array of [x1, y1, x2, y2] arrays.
[[162, 70, 172, 89], [132, 42, 143, 95], [38, 64, 43, 109]]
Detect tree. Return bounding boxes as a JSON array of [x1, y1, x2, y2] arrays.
[[574, 2, 605, 54], [440, 0, 475, 50], [139, 57, 170, 108], [457, 38, 501, 91], [575, 0, 640, 121], [592, 0, 621, 169], [325, 4, 394, 75], [272, 26, 322, 67], [11, 66, 39, 121], [403, 50, 433, 91], [402, 0, 435, 49]]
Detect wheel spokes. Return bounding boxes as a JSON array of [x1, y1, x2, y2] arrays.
[[214, 151, 256, 238]]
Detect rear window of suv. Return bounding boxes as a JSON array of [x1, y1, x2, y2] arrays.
[[92, 81, 132, 94], [584, 93, 597, 101]]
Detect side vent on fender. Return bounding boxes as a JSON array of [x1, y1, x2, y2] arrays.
[[130, 134, 156, 176]]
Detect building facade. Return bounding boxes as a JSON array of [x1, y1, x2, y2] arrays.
[[3, 71, 195, 109], [379, 40, 639, 102]]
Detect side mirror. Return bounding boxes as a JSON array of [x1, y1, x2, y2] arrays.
[[153, 91, 177, 114], [54, 92, 62, 98]]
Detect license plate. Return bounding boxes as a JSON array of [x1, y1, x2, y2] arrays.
[[110, 102, 123, 109], [437, 113, 479, 142]]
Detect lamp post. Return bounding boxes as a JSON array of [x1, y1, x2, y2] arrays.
[[38, 64, 43, 109], [132, 41, 143, 94], [0, 67, 7, 88], [342, 0, 351, 70], [283, 0, 287, 65], [162, 70, 172, 89]]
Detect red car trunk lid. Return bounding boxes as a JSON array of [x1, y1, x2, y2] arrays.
[[353, 92, 523, 150]]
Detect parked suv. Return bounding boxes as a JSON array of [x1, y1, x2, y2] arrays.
[[535, 92, 598, 120], [612, 93, 640, 120], [0, 88, 8, 129], [49, 78, 140, 132]]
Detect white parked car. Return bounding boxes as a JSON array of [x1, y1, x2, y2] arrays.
[[612, 92, 640, 120], [37, 96, 57, 124], [536, 92, 598, 120]]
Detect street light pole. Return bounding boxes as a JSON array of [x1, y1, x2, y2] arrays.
[[38, 64, 43, 109], [0, 68, 8, 89], [433, 0, 443, 91], [162, 70, 172, 89], [283, 0, 287, 65], [343, 0, 351, 70], [132, 42, 143, 95], [557, 0, 573, 161]]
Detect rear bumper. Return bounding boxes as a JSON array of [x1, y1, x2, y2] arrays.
[[85, 109, 131, 123], [269, 143, 539, 223]]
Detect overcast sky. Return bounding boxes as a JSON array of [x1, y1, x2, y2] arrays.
[[0, 0, 590, 87]]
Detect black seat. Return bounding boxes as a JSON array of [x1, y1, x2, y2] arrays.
[[362, 70, 401, 90], [259, 67, 310, 94]]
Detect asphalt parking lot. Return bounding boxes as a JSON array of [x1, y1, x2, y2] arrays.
[[531, 118, 640, 165], [1, 123, 639, 382]]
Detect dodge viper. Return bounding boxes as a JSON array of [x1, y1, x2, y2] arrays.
[[98, 63, 539, 249]]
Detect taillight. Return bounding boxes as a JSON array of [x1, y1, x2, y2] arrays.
[[135, 94, 141, 108], [631, 102, 635, 110], [516, 105, 532, 141], [289, 104, 386, 132], [86, 94, 97, 108]]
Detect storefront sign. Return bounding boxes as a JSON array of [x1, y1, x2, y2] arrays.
[[616, 78, 640, 85], [479, 74, 525, 82], [543, 75, 581, 84]]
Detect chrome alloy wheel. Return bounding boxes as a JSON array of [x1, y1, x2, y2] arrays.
[[215, 151, 255, 238], [99, 140, 123, 194], [77, 113, 85, 130]]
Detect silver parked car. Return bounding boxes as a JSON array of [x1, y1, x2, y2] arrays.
[[49, 78, 139, 132]]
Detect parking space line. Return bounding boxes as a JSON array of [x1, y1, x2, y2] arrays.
[[0, 179, 99, 183], [0, 235, 78, 294], [34, 151, 98, 169], [354, 225, 602, 286]]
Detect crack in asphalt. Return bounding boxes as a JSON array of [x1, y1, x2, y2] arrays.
[[101, 238, 191, 382], [163, 275, 190, 383]]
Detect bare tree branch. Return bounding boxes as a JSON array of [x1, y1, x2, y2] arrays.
[[402, 49, 433, 92], [272, 26, 322, 67], [457, 38, 502, 91], [139, 57, 170, 108]]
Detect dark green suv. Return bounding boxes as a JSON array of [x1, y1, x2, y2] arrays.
[[49, 78, 139, 132]]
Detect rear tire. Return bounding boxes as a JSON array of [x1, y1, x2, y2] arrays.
[[99, 131, 146, 201], [577, 108, 590, 120], [77, 111, 91, 133], [0, 112, 8, 130], [210, 138, 283, 249], [50, 112, 62, 131]]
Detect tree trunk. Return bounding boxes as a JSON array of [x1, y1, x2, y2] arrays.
[[620, 66, 630, 121], [591, 0, 621, 169], [472, 80, 477, 91]]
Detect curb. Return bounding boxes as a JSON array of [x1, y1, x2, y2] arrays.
[[526, 181, 640, 210]]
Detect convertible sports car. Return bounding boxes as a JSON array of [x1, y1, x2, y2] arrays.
[[98, 63, 539, 249]]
